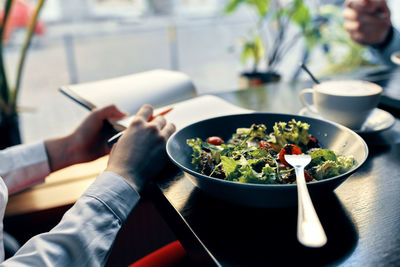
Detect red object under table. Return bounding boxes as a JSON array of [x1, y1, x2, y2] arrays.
[[128, 240, 188, 267]]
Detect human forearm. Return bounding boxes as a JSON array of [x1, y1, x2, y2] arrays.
[[44, 105, 126, 173], [44, 134, 85, 172], [0, 142, 50, 194], [0, 172, 140, 267]]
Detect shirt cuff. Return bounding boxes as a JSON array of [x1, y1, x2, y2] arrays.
[[83, 171, 140, 224], [369, 27, 400, 66]]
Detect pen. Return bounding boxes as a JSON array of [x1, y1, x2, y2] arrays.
[[107, 106, 174, 146]]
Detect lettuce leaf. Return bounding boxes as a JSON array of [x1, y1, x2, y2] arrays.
[[220, 155, 238, 173], [187, 138, 203, 168], [272, 119, 310, 149]]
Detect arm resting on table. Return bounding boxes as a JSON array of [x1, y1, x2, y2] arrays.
[[0, 171, 140, 267], [0, 142, 50, 195]]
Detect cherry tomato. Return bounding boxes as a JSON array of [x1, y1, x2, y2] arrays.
[[259, 140, 281, 152], [304, 170, 312, 182], [259, 140, 272, 150], [308, 135, 318, 144], [279, 144, 302, 167], [307, 135, 319, 149], [206, 136, 224, 145]]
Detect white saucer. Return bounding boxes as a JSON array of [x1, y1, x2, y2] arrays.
[[391, 51, 400, 65], [298, 106, 395, 134]]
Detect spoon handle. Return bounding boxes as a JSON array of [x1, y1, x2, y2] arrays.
[[294, 166, 327, 247]]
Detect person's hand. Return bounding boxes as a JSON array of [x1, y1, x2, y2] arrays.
[[45, 105, 126, 172], [105, 104, 176, 193], [343, 0, 391, 46]]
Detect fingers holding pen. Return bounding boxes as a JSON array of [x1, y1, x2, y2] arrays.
[[133, 104, 174, 138], [161, 122, 176, 141], [149, 115, 167, 131], [135, 104, 154, 122], [147, 116, 175, 142]]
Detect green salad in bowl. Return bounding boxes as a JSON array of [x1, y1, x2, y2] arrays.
[[187, 119, 355, 185], [166, 113, 367, 207]]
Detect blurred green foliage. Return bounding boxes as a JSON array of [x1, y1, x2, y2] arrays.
[[224, 0, 372, 76], [0, 0, 45, 116]]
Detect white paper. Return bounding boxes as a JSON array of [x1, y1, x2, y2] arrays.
[[117, 94, 253, 131], [62, 69, 197, 115]]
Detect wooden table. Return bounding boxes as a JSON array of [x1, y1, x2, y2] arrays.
[[5, 156, 108, 217]]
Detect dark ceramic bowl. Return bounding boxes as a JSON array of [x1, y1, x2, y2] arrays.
[[166, 113, 368, 208]]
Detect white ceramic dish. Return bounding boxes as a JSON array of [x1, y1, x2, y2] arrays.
[[299, 106, 395, 134], [391, 51, 400, 66]]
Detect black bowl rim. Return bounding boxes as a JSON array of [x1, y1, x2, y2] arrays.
[[166, 112, 369, 189]]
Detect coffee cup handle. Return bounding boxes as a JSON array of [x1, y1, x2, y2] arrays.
[[299, 88, 318, 114]]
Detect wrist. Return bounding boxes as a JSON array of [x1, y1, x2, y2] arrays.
[[371, 25, 394, 49], [104, 167, 145, 193], [44, 135, 77, 172]]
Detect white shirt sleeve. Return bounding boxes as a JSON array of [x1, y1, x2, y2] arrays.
[[0, 171, 140, 267], [0, 142, 50, 195], [0, 179, 8, 262]]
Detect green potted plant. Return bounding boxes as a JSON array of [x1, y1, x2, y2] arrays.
[[0, 0, 45, 149], [224, 0, 324, 88]]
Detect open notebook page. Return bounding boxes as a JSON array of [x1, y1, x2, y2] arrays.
[[117, 95, 253, 131], [60, 69, 197, 114]]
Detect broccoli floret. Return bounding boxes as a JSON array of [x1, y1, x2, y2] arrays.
[[272, 119, 310, 149], [236, 127, 251, 135], [234, 124, 266, 138], [337, 155, 355, 173], [308, 151, 355, 180], [314, 160, 340, 180], [262, 164, 278, 184], [249, 124, 267, 139], [310, 149, 337, 167], [230, 124, 267, 145]]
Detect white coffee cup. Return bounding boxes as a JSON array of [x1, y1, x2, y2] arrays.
[[299, 80, 382, 130]]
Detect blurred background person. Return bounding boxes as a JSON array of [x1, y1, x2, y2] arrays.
[[343, 0, 400, 66]]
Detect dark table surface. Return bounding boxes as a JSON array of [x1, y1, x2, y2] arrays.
[[149, 68, 400, 266]]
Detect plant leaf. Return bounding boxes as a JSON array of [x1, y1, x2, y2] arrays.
[[224, 0, 245, 14], [11, 0, 45, 111], [253, 35, 265, 62], [241, 41, 254, 64], [291, 1, 311, 30], [0, 0, 14, 107], [240, 35, 265, 67], [248, 0, 269, 17]]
